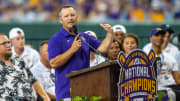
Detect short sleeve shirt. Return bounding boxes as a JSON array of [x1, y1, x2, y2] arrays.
[[0, 58, 37, 101], [143, 43, 179, 58], [174, 51, 180, 71], [30, 62, 55, 95], [48, 27, 101, 100], [157, 52, 179, 87], [11, 46, 40, 69]]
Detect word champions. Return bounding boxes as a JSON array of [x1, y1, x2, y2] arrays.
[[118, 49, 157, 101]]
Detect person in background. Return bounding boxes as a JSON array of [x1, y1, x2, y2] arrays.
[[84, 30, 105, 67], [31, 40, 56, 101], [121, 33, 138, 55], [106, 40, 121, 60], [9, 27, 49, 101], [143, 24, 179, 58], [147, 28, 180, 101], [0, 33, 50, 101], [9, 27, 40, 69], [48, 5, 113, 101], [174, 32, 180, 71], [112, 24, 127, 46], [160, 24, 179, 57]]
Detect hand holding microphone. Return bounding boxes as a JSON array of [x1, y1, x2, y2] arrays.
[[71, 35, 81, 53], [70, 25, 81, 53], [70, 25, 109, 60]]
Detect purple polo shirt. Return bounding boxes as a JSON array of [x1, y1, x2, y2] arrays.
[[48, 27, 101, 101]]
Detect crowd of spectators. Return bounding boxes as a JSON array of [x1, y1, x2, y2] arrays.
[[1, 3, 180, 100], [0, 0, 180, 23]]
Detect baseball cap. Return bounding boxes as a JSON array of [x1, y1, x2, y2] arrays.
[[150, 28, 165, 37], [84, 31, 97, 39], [9, 27, 24, 39], [112, 25, 126, 33], [160, 24, 174, 33]]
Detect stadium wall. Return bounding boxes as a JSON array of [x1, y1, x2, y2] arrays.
[[0, 23, 180, 50]]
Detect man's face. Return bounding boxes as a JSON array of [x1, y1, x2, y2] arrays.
[[11, 35, 25, 50], [40, 43, 49, 62], [59, 7, 78, 30], [107, 41, 120, 60], [150, 33, 164, 48], [164, 31, 171, 43], [0, 35, 12, 60], [114, 32, 124, 45]]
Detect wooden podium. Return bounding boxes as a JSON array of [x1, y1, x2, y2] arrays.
[[66, 61, 120, 101]]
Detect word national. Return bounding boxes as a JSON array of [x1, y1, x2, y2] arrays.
[[118, 49, 157, 101]]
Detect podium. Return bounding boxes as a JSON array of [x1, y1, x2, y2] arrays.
[[66, 61, 120, 101]]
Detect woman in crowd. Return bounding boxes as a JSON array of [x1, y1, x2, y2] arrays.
[[106, 40, 121, 60]]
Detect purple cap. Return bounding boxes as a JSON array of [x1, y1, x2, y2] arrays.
[[150, 28, 165, 37]]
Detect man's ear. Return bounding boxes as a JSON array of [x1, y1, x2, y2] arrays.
[[150, 37, 152, 42], [10, 39, 13, 46], [59, 18, 62, 24], [10, 39, 12, 42], [39, 51, 43, 57]]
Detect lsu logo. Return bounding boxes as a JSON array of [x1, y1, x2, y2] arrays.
[[117, 49, 157, 101]]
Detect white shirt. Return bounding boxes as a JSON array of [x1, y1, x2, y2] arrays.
[[11, 46, 40, 69], [157, 52, 179, 87], [30, 61, 55, 95], [143, 48, 178, 86], [90, 54, 105, 67], [174, 51, 180, 71], [143, 43, 179, 58]]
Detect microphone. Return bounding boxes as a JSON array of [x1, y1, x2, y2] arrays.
[[70, 25, 78, 35], [70, 25, 108, 61], [70, 25, 80, 40]]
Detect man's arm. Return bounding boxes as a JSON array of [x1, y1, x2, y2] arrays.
[[47, 92, 56, 100], [33, 81, 51, 101], [30, 67, 56, 100], [50, 35, 81, 69], [97, 24, 113, 54], [172, 71, 180, 85]]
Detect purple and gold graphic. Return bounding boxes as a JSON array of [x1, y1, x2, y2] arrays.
[[117, 49, 157, 101]]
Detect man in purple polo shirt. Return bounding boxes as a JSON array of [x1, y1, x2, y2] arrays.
[[48, 5, 113, 101]]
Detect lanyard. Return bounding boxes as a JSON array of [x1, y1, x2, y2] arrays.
[[157, 53, 164, 75]]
